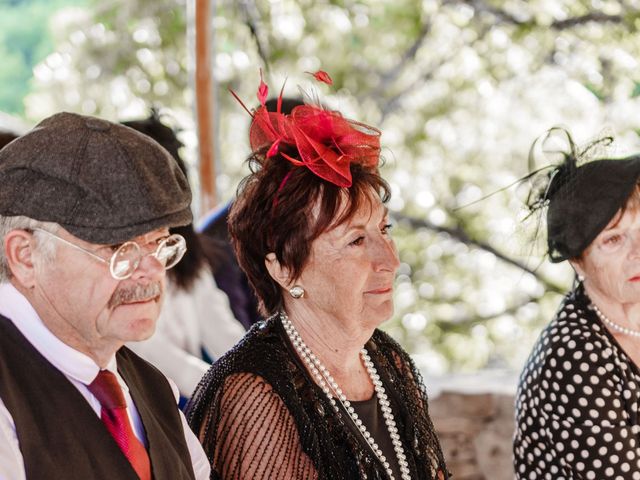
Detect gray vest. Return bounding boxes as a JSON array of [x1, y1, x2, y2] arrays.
[[0, 314, 197, 480]]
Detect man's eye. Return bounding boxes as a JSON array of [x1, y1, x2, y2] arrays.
[[152, 237, 167, 248]]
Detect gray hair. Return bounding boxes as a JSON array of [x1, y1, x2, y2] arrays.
[[0, 215, 60, 282]]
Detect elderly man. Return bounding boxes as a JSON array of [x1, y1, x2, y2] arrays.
[[0, 112, 210, 480]]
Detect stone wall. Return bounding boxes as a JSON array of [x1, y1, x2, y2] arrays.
[[426, 371, 517, 480]]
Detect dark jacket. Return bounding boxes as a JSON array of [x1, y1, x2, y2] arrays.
[[0, 314, 196, 480]]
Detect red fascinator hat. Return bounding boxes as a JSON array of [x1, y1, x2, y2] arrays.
[[232, 70, 381, 188]]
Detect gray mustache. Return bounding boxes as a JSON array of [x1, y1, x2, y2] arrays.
[[109, 282, 162, 308]]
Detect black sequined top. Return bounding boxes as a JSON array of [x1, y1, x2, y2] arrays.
[[186, 315, 448, 480]]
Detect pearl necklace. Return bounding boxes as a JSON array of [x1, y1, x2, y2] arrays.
[[591, 303, 640, 337], [280, 313, 411, 480]]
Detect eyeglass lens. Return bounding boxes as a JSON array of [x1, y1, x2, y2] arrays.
[[156, 235, 186, 268], [109, 235, 186, 280]]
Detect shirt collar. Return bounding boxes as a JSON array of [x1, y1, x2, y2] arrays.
[[0, 282, 118, 385]]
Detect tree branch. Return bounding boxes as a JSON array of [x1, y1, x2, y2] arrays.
[[238, 0, 270, 71], [376, 3, 632, 119], [379, 62, 437, 121], [443, 0, 629, 30], [378, 22, 493, 120], [442, 0, 527, 26], [428, 292, 550, 328], [395, 212, 566, 295], [552, 12, 623, 30], [369, 23, 432, 100]]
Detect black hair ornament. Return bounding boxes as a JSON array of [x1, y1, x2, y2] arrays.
[[520, 127, 640, 263], [456, 127, 640, 263]]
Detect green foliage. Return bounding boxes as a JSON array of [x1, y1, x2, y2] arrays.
[[0, 43, 29, 113], [12, 0, 640, 373], [0, 0, 88, 114]]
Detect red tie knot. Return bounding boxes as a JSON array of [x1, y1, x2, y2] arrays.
[[88, 370, 127, 409]]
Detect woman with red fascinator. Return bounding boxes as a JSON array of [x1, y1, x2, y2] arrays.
[[187, 72, 448, 480]]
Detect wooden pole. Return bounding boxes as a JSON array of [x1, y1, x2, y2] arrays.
[[194, 0, 216, 213]]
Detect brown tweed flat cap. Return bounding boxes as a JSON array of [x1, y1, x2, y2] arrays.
[[0, 112, 192, 244]]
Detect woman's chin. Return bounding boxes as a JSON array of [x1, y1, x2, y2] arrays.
[[365, 301, 395, 327]]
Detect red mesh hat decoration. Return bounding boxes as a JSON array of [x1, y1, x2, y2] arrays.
[[231, 69, 381, 187]]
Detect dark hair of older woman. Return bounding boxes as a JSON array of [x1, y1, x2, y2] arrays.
[[186, 72, 448, 480], [122, 112, 220, 291], [514, 129, 640, 479]]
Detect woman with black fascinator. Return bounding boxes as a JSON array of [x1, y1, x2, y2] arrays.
[[514, 129, 640, 478]]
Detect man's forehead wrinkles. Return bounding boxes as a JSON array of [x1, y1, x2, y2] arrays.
[[121, 229, 169, 246]]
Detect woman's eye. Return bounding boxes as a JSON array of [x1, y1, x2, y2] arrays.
[[349, 236, 365, 246], [381, 223, 393, 235], [603, 234, 622, 245]]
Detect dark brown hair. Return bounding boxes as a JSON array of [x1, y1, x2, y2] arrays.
[[0, 131, 19, 150], [122, 112, 221, 290], [229, 149, 390, 316], [572, 182, 640, 262]]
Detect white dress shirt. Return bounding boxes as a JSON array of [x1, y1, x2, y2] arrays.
[[128, 267, 245, 395], [0, 282, 211, 480]]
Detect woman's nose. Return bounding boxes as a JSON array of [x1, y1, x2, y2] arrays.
[[629, 232, 640, 259], [374, 237, 400, 272]]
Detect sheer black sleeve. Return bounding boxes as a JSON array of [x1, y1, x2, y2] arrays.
[[188, 319, 449, 480], [196, 372, 317, 479]]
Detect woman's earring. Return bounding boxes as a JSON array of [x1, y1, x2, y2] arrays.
[[289, 285, 305, 299], [577, 274, 585, 282]]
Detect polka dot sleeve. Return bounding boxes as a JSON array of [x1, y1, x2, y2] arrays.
[[515, 296, 640, 480]]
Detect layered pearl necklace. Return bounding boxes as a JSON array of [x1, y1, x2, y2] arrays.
[[280, 312, 411, 480], [591, 303, 640, 337]]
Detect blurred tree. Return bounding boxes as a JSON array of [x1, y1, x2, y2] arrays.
[[21, 0, 640, 373], [0, 0, 88, 114]]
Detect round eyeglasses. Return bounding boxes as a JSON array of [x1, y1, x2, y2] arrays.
[[34, 229, 187, 280]]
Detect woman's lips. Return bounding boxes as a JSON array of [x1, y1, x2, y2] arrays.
[[365, 287, 393, 294], [628, 276, 640, 282]]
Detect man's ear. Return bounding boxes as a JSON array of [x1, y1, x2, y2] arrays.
[[4, 230, 38, 288], [265, 252, 294, 289]]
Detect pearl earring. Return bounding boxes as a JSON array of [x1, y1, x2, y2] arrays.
[[289, 285, 305, 299], [577, 274, 585, 282]]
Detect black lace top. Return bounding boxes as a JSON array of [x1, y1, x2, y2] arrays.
[[350, 396, 403, 479], [186, 315, 448, 480]]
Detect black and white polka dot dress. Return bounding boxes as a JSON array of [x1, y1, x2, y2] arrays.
[[514, 285, 640, 480]]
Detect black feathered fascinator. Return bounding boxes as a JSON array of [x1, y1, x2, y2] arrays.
[[524, 127, 640, 263]]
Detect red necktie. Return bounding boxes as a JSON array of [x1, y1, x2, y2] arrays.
[[88, 370, 152, 480]]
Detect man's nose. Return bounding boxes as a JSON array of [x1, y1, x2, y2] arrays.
[[130, 252, 165, 280]]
